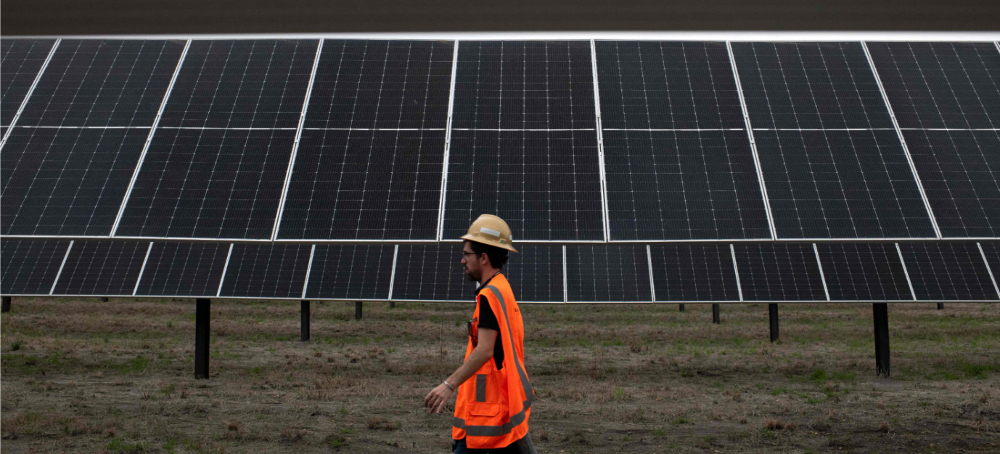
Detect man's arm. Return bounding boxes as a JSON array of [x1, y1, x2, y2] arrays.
[[423, 327, 498, 414]]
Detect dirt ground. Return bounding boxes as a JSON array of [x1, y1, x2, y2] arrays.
[[1, 297, 998, 453]]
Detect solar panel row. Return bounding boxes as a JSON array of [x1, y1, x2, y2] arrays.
[[4, 39, 998, 243], [4, 239, 997, 302]]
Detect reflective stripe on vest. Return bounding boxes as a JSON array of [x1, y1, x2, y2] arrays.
[[453, 285, 532, 437]]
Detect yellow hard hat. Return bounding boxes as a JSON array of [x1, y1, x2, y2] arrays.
[[460, 214, 518, 253]]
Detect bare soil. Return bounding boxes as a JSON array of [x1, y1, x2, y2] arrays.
[[2, 298, 999, 453]]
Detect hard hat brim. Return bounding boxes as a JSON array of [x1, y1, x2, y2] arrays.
[[460, 233, 518, 253]]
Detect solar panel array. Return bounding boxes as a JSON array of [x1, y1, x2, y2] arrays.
[[3, 37, 1000, 303]]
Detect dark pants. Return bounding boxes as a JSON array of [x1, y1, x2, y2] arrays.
[[453, 432, 537, 454]]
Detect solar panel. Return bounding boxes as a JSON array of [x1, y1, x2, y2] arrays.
[[1, 239, 70, 295], [731, 42, 895, 130], [52, 240, 150, 296], [815, 243, 912, 301], [603, 130, 770, 240], [866, 42, 1000, 130], [2, 127, 148, 235], [442, 130, 604, 240], [503, 245, 565, 303], [303, 40, 453, 129], [18, 40, 184, 127], [733, 243, 827, 301], [566, 245, 652, 302], [979, 241, 1000, 284], [595, 41, 745, 130], [752, 129, 936, 239], [451, 41, 596, 130], [390, 244, 473, 301], [305, 244, 395, 300], [277, 129, 445, 240], [731, 42, 937, 239], [898, 242, 999, 301], [1, 39, 56, 126], [218, 243, 311, 298], [158, 40, 317, 129], [115, 128, 296, 239], [648, 244, 741, 302], [134, 241, 230, 297]]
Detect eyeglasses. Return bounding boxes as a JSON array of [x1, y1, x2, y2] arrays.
[[461, 251, 480, 258]]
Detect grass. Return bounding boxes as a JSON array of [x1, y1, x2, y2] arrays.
[[1, 298, 998, 453]]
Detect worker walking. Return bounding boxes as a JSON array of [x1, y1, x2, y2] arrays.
[[424, 214, 537, 453]]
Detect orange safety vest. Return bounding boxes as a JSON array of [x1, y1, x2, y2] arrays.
[[452, 274, 532, 449]]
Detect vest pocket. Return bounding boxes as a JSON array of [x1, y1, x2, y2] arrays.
[[468, 403, 500, 417]]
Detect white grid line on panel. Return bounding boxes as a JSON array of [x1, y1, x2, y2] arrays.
[[813, 243, 832, 301], [216, 243, 234, 297], [730, 244, 744, 301], [9, 125, 152, 130], [601, 128, 746, 131], [645, 244, 656, 301], [977, 242, 1000, 298], [898, 128, 1000, 131], [449, 128, 595, 131], [995, 42, 1000, 54], [0, 39, 60, 146], [9, 33, 999, 41], [726, 41, 777, 240], [132, 241, 154, 296], [861, 41, 943, 239], [590, 40, 612, 242], [49, 239, 74, 295], [436, 41, 460, 241], [301, 127, 447, 131], [387, 244, 399, 299], [752, 128, 896, 131], [156, 126, 297, 130], [301, 244, 316, 299], [895, 242, 918, 301], [272, 39, 324, 241], [110, 39, 192, 236], [562, 245, 569, 303]]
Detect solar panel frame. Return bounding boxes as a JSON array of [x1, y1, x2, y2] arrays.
[[1, 39, 58, 127], [17, 39, 186, 128], [0, 239, 72, 295]]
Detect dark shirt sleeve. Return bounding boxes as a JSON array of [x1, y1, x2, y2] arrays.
[[478, 295, 504, 370]]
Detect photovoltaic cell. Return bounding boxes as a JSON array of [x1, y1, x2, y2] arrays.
[[816, 243, 912, 301], [595, 41, 746, 130], [2, 127, 148, 236], [303, 40, 454, 129], [1, 39, 56, 125], [866, 42, 1000, 129], [566, 245, 652, 302], [18, 40, 184, 127], [452, 41, 596, 130], [754, 129, 936, 238], [134, 242, 230, 296], [979, 241, 1000, 284], [898, 242, 998, 301], [503, 245, 564, 303], [442, 130, 604, 241], [733, 243, 827, 301], [391, 244, 473, 301], [116, 128, 295, 239], [902, 130, 1000, 238], [158, 40, 317, 128], [278, 129, 445, 240], [649, 244, 740, 302], [603, 130, 770, 240], [1, 239, 70, 295], [219, 243, 311, 298], [305, 244, 395, 300], [52, 240, 149, 296], [731, 42, 894, 129]]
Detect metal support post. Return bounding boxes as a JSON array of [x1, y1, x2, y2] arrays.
[[937, 303, 944, 310], [678, 303, 685, 312], [769, 303, 779, 342], [195, 298, 210, 379], [100, 297, 109, 302], [712, 304, 720, 324], [301, 300, 310, 342], [873, 303, 890, 377], [2, 296, 11, 313], [389, 301, 395, 309], [355, 301, 362, 320]]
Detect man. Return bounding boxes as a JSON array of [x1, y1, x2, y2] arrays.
[[424, 214, 536, 454]]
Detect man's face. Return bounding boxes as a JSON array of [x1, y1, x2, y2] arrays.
[[461, 241, 483, 282]]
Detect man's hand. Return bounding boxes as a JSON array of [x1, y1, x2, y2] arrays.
[[424, 383, 454, 414]]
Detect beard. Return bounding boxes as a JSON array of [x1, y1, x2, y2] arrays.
[[465, 266, 480, 282]]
